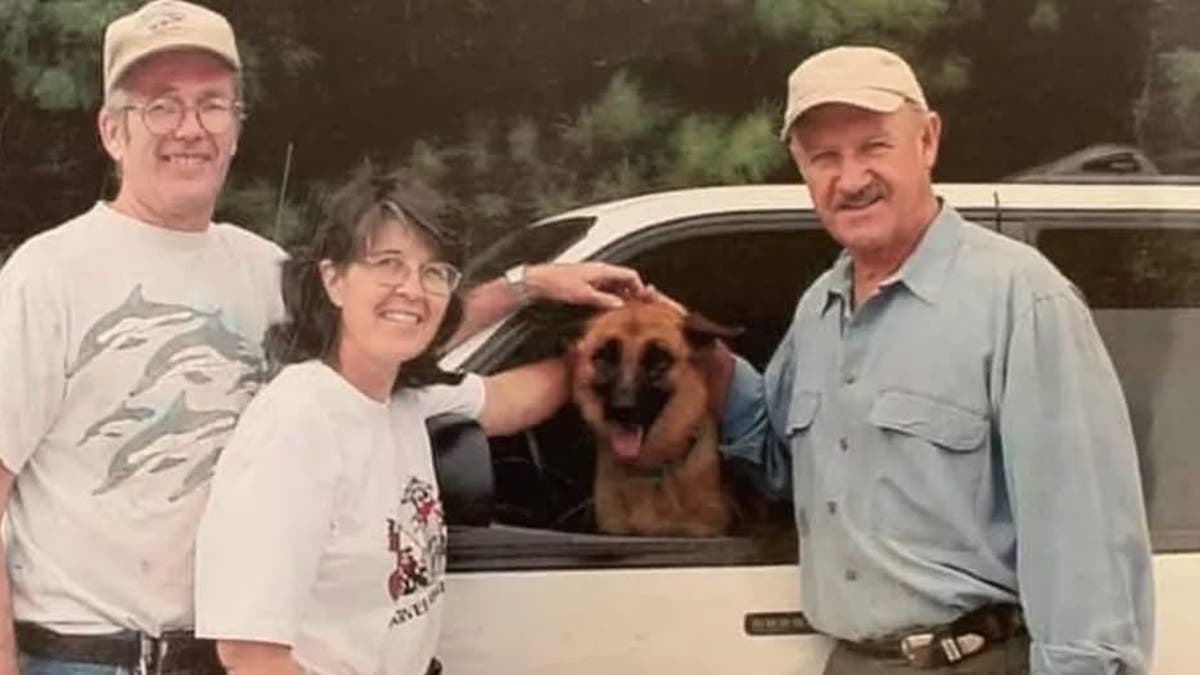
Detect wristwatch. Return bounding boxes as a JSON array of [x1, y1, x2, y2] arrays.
[[504, 264, 532, 307]]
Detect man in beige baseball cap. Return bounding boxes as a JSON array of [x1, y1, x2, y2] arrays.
[[0, 1, 257, 672], [710, 44, 1154, 674]]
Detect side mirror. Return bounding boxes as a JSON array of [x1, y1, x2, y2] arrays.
[[427, 413, 495, 526]]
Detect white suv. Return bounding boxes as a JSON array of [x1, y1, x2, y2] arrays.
[[434, 183, 1200, 674]]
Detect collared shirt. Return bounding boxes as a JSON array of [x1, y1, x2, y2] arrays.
[[721, 203, 1154, 674]]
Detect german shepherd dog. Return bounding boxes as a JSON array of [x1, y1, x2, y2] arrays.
[[570, 297, 741, 537]]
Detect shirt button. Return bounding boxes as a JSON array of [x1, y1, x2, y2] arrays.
[[839, 437, 849, 452], [845, 569, 858, 582], [827, 501, 837, 515], [844, 373, 856, 385]]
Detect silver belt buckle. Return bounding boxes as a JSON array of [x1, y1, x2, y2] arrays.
[[901, 631, 987, 667], [899, 632, 936, 667]]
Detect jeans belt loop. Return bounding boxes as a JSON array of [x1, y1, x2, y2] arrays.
[[137, 633, 154, 675], [157, 635, 171, 674]]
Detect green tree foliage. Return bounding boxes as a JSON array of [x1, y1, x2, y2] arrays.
[[1159, 49, 1200, 143], [0, 0, 1169, 253], [1138, 46, 1200, 157], [752, 0, 956, 46], [214, 177, 309, 246], [398, 71, 787, 251], [1136, 1, 1200, 162], [0, 0, 139, 111]]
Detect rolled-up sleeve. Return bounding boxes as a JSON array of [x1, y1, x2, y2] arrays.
[[999, 290, 1154, 675], [719, 326, 796, 500]]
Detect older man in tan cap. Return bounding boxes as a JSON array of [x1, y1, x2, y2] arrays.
[[0, 1, 643, 673], [711, 45, 1154, 674], [0, 3, 262, 669]]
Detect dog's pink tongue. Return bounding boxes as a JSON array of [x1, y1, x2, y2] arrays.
[[610, 427, 644, 460]]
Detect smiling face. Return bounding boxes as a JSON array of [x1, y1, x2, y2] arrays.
[[788, 103, 941, 260], [321, 219, 451, 386], [99, 49, 240, 230]]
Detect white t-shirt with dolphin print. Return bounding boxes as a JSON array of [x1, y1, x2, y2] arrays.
[[0, 202, 285, 634], [195, 360, 485, 675]]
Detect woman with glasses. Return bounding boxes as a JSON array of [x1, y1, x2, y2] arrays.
[[192, 167, 568, 675]]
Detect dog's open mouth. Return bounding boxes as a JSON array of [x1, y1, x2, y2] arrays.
[[608, 423, 645, 460]]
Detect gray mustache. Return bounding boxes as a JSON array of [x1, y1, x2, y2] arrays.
[[839, 184, 884, 209]]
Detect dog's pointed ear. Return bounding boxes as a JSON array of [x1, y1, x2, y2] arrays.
[[524, 302, 598, 354], [682, 311, 742, 349]]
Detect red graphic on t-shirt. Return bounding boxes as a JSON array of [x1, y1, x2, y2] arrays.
[[386, 477, 446, 602]]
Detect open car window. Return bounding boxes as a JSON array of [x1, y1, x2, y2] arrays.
[[444, 211, 841, 571]]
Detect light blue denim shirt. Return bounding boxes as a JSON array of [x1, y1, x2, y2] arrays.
[[722, 203, 1154, 674]]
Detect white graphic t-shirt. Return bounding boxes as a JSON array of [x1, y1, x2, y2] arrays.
[[195, 360, 485, 675], [0, 203, 285, 634]]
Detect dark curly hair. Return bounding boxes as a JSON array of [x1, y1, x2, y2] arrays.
[[266, 164, 465, 389]]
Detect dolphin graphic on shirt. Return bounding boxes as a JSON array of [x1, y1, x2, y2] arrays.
[[129, 314, 266, 397], [72, 286, 267, 500], [68, 285, 212, 378], [167, 447, 224, 502], [78, 402, 157, 444], [93, 392, 238, 495]]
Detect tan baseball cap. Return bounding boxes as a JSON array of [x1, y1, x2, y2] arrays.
[[779, 46, 927, 141], [103, 0, 240, 95]]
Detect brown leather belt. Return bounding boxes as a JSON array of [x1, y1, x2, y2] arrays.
[[15, 621, 222, 672], [844, 603, 1026, 668]]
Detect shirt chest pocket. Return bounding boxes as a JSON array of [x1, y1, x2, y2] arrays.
[[786, 390, 820, 438], [867, 389, 987, 452], [866, 389, 990, 550]]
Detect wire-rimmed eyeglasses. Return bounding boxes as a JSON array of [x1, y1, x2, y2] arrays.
[[120, 96, 245, 136], [358, 253, 462, 296]]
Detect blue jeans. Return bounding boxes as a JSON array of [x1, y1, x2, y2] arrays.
[[19, 653, 131, 675]]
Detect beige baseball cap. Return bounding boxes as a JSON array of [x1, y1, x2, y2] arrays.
[[779, 46, 927, 141], [103, 0, 241, 95]]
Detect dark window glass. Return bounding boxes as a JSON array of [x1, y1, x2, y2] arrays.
[[1038, 227, 1200, 308], [624, 228, 840, 369]]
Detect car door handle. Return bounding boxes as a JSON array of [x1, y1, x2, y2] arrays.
[[744, 611, 817, 636]]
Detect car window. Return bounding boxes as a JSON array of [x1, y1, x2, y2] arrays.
[[464, 216, 594, 283], [448, 212, 835, 571], [1038, 226, 1200, 307], [624, 225, 840, 369], [1030, 213, 1200, 553]]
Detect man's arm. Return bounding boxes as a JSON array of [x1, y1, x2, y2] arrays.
[[449, 262, 643, 349], [711, 325, 797, 501], [0, 464, 17, 675], [999, 291, 1154, 675]]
